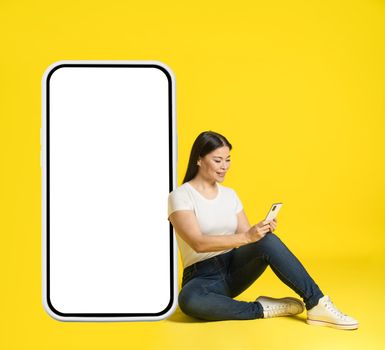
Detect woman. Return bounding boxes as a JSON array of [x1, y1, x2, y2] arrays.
[[167, 131, 358, 330]]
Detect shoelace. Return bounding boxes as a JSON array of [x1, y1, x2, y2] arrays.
[[323, 297, 348, 319], [264, 303, 290, 318]]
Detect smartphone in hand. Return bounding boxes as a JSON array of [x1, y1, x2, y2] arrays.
[[264, 203, 283, 223]]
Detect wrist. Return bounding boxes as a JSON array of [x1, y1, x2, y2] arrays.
[[243, 231, 252, 245]]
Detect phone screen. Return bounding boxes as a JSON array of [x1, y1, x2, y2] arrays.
[[41, 61, 177, 321]]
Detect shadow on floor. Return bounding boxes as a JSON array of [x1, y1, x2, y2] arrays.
[[166, 306, 307, 325]]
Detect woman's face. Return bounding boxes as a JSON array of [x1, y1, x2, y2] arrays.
[[198, 146, 231, 182]]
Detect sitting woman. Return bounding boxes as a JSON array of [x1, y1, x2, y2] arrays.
[[168, 130, 358, 330]]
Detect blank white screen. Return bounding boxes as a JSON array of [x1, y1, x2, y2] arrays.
[[47, 65, 173, 315]]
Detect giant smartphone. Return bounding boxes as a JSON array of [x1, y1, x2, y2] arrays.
[[41, 61, 177, 321]]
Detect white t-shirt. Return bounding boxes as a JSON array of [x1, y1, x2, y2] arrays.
[[167, 181, 244, 269]]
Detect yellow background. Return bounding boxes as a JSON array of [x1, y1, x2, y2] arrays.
[[1, 0, 385, 349]]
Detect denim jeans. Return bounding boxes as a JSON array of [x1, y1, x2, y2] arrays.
[[178, 232, 324, 321]]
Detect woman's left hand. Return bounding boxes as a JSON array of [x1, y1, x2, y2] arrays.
[[269, 218, 278, 232]]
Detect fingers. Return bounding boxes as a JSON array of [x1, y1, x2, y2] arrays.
[[262, 219, 273, 226], [261, 220, 275, 227], [261, 218, 277, 225], [257, 219, 277, 234]]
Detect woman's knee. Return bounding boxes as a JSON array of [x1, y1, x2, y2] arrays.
[[260, 232, 279, 244], [257, 232, 285, 253]]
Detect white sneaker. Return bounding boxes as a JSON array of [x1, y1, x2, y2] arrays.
[[307, 295, 359, 330], [256, 296, 305, 318]]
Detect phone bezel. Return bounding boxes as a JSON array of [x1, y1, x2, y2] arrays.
[[41, 61, 177, 321]]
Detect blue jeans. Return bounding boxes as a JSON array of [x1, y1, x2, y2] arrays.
[[178, 233, 324, 321]]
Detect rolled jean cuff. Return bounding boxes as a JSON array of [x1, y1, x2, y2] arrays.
[[252, 301, 265, 318], [305, 292, 325, 310]]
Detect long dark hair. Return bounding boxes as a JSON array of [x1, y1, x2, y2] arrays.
[[182, 131, 232, 184]]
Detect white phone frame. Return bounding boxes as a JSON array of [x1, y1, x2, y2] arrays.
[[41, 60, 178, 322]]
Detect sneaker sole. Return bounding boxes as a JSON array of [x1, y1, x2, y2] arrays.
[[307, 318, 359, 330]]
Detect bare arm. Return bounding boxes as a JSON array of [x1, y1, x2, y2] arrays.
[[168, 210, 252, 253], [235, 209, 252, 234]]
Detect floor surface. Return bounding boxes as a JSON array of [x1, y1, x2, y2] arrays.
[[2, 255, 384, 350]]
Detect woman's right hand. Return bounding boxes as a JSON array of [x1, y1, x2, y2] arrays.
[[246, 220, 272, 243]]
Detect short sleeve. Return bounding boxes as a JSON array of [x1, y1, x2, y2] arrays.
[[233, 190, 244, 214], [168, 189, 194, 218]]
